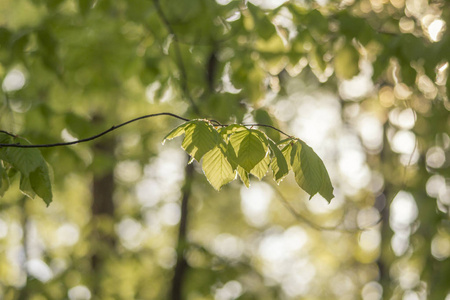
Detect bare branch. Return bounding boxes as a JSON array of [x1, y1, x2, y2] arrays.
[[0, 112, 295, 148], [0, 113, 189, 148]]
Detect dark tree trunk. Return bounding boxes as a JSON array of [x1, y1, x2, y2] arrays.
[[170, 161, 194, 300], [90, 136, 116, 296]]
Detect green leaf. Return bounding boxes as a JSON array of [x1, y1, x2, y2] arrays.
[[19, 175, 35, 199], [250, 154, 270, 180], [181, 121, 222, 162], [237, 166, 250, 187], [0, 163, 3, 190], [229, 129, 268, 172], [219, 124, 246, 141], [202, 143, 236, 191], [163, 121, 194, 142], [0, 132, 12, 144], [0, 135, 53, 204], [0, 146, 43, 176], [281, 142, 293, 170], [30, 165, 53, 206], [268, 140, 289, 183], [0, 163, 10, 197], [290, 140, 334, 202]]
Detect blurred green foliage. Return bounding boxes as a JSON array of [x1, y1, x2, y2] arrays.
[[0, 0, 449, 299]]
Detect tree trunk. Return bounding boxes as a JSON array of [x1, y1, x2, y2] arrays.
[[170, 160, 194, 300], [90, 136, 116, 297]]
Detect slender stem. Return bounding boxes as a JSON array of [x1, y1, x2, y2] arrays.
[[0, 113, 295, 148], [0, 113, 189, 148]]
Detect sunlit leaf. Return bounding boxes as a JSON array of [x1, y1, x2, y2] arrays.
[[290, 140, 334, 201], [229, 129, 268, 172], [182, 121, 222, 162], [163, 121, 193, 142], [250, 153, 270, 180], [281, 142, 293, 170], [202, 143, 236, 190], [237, 165, 249, 187], [219, 124, 246, 141], [268, 140, 289, 183]]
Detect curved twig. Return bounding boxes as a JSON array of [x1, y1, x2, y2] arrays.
[[0, 113, 189, 148], [0, 112, 295, 148]]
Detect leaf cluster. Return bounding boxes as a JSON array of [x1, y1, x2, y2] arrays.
[[164, 120, 334, 202], [0, 133, 52, 205]]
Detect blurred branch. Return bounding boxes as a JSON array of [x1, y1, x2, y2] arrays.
[[170, 161, 194, 300], [152, 0, 200, 115], [271, 183, 377, 233], [271, 184, 342, 231], [0, 112, 294, 148]]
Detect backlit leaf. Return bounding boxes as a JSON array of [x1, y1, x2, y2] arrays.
[[281, 142, 293, 170], [182, 121, 222, 162], [268, 140, 289, 183], [229, 129, 268, 172], [202, 143, 236, 190], [163, 121, 193, 142], [290, 140, 334, 202], [237, 165, 250, 187], [250, 153, 270, 180], [219, 124, 246, 141]]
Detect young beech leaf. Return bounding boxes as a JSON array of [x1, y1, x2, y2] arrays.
[[19, 175, 36, 199], [268, 140, 289, 183], [0, 135, 53, 205], [237, 165, 250, 187], [181, 121, 222, 162], [201, 143, 236, 190], [219, 124, 246, 141], [290, 140, 334, 202], [29, 165, 53, 206], [229, 129, 268, 173], [163, 121, 193, 142], [0, 146, 43, 175], [250, 154, 270, 180], [281, 142, 293, 170]]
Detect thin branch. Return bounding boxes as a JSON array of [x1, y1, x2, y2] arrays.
[[271, 183, 343, 231], [0, 113, 296, 148], [212, 121, 293, 139], [0, 130, 16, 138], [240, 123, 294, 139], [153, 0, 200, 115], [270, 182, 378, 233], [0, 113, 189, 148]]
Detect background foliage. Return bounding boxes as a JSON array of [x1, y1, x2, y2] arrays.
[[0, 0, 449, 299]]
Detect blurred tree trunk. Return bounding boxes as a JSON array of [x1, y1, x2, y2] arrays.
[[170, 160, 194, 300], [90, 130, 117, 297]]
